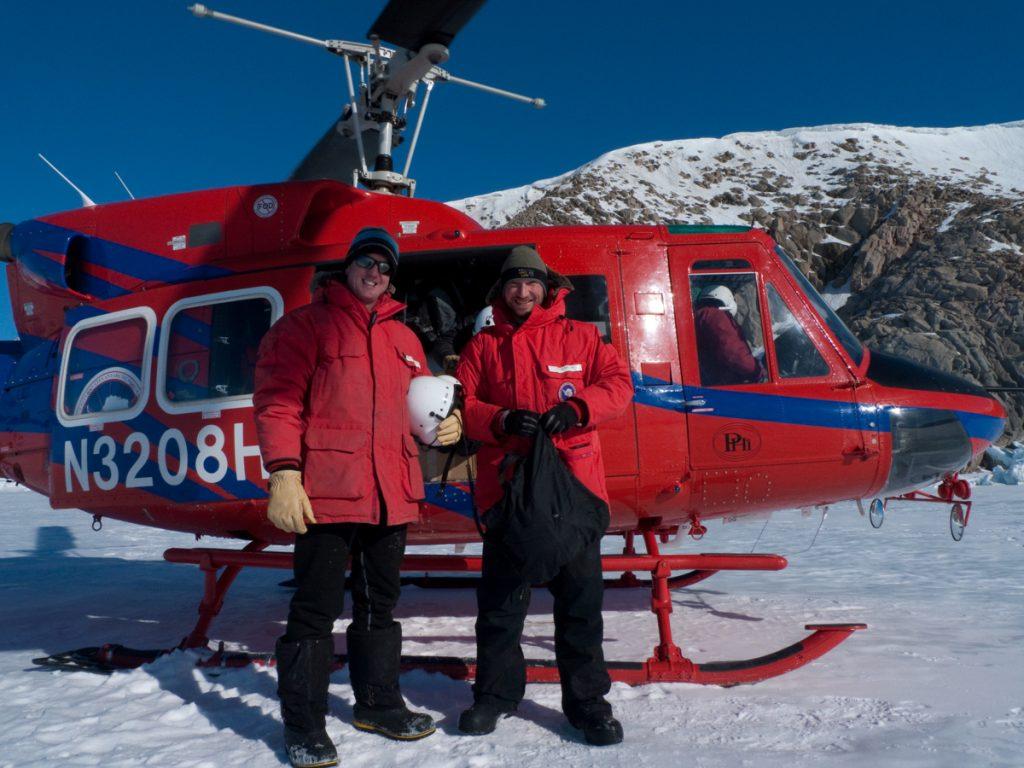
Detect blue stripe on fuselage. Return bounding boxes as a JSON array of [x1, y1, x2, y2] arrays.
[[631, 371, 857, 430], [13, 221, 234, 297], [424, 482, 475, 519], [630, 372, 1004, 441]]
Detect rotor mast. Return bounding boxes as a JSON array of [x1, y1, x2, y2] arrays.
[[188, 3, 544, 196]]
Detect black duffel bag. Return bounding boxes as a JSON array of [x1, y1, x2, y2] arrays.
[[482, 430, 610, 584]]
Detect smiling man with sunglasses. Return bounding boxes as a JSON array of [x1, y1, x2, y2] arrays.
[[254, 226, 462, 767]]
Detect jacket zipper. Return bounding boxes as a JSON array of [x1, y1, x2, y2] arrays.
[[368, 309, 379, 523]]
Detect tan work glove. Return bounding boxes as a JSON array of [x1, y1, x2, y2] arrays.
[[435, 408, 462, 447], [267, 469, 316, 534]]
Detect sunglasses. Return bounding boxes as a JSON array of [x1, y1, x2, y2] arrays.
[[352, 254, 393, 275]]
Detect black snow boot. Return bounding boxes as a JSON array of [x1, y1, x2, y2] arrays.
[[569, 712, 623, 746], [276, 636, 339, 767], [566, 697, 623, 746], [458, 696, 517, 735], [282, 726, 339, 768], [347, 622, 436, 741]]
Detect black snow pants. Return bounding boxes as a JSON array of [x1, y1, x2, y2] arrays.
[[472, 534, 611, 719], [276, 519, 409, 733], [284, 520, 407, 641]]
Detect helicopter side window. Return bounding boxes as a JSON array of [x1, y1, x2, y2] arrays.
[[58, 307, 155, 427], [690, 273, 767, 387], [766, 283, 830, 379], [564, 275, 612, 343], [158, 289, 282, 414]]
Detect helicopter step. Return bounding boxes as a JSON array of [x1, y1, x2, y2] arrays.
[[33, 536, 866, 685]]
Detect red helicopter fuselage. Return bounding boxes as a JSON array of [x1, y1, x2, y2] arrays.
[[0, 180, 1005, 545]]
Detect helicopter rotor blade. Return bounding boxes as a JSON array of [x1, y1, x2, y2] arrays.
[[368, 0, 486, 51]]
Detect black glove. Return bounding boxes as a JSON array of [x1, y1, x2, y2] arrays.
[[504, 409, 540, 437], [540, 402, 579, 435]]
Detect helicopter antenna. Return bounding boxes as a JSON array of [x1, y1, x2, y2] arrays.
[[188, 3, 545, 196], [114, 171, 136, 200], [38, 154, 96, 208]]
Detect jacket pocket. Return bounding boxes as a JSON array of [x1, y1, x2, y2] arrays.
[[302, 427, 372, 500], [557, 434, 597, 463], [402, 433, 426, 501], [539, 362, 586, 407]]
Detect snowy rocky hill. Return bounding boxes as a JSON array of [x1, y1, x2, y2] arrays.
[[450, 122, 1024, 441]]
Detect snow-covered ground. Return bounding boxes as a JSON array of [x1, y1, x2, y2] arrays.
[[2, 478, 1022, 767]]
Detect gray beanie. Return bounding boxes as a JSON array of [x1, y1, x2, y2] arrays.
[[499, 245, 548, 287]]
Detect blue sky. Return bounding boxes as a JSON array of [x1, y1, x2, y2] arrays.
[[2, 0, 1022, 339]]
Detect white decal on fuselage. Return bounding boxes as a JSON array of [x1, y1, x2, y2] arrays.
[[62, 424, 268, 493]]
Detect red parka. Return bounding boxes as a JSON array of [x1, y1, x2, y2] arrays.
[[694, 305, 764, 386], [253, 282, 429, 525], [455, 287, 634, 512]]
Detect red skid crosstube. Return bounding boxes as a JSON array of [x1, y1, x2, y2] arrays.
[[35, 531, 865, 685]]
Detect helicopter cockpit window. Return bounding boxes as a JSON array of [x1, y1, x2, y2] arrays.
[[690, 273, 768, 387], [774, 246, 864, 366], [563, 275, 612, 343], [59, 307, 155, 426], [159, 289, 282, 414], [766, 283, 830, 379]]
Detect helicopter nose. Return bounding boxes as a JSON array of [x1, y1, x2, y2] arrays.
[[867, 350, 1006, 494], [883, 406, 974, 495]]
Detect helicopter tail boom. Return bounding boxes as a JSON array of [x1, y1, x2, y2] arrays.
[[0, 341, 19, 388]]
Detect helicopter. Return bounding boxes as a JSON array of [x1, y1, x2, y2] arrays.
[[0, 0, 1006, 685]]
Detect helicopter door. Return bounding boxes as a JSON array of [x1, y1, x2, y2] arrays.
[[668, 245, 872, 512], [556, 248, 639, 482]]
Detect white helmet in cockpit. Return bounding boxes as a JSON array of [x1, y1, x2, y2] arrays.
[[696, 285, 738, 317]]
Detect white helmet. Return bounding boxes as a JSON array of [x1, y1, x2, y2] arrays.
[[473, 306, 495, 335], [407, 375, 460, 446], [698, 285, 738, 316]]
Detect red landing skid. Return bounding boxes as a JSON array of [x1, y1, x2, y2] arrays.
[[33, 530, 865, 685]]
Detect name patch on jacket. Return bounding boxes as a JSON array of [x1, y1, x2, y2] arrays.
[[400, 352, 421, 369], [547, 363, 583, 373]]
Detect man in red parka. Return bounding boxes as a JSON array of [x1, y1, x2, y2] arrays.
[[254, 227, 461, 768], [693, 284, 765, 386], [455, 246, 634, 746]]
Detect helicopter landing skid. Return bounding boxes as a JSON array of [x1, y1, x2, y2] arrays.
[[34, 532, 865, 685]]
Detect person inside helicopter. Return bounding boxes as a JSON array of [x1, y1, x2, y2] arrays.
[[692, 281, 766, 386], [404, 280, 474, 374]]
